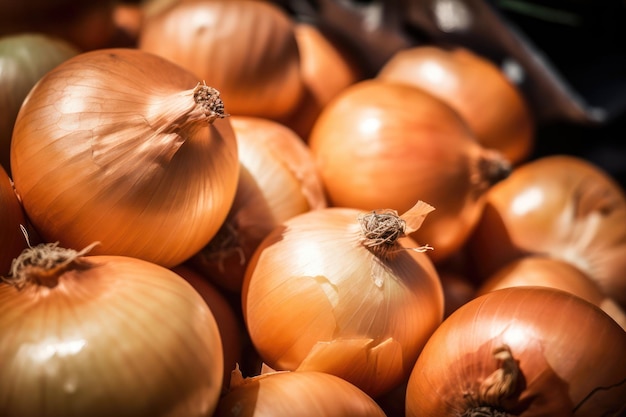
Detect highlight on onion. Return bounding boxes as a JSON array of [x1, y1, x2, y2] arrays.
[[377, 45, 535, 165], [242, 200, 444, 397], [0, 242, 224, 417], [10, 48, 239, 268], [466, 154, 626, 307], [214, 367, 388, 417], [476, 255, 626, 330], [0, 33, 79, 174], [139, 0, 304, 120], [0, 165, 27, 276], [191, 115, 327, 293], [308, 78, 511, 263], [405, 286, 626, 417]]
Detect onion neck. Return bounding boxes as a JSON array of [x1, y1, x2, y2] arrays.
[[461, 345, 519, 417], [473, 149, 512, 194], [3, 241, 98, 289], [358, 209, 406, 259]]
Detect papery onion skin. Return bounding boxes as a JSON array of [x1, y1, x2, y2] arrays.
[[0, 165, 27, 275], [467, 155, 626, 307], [0, 33, 79, 175], [214, 369, 388, 417], [308, 79, 510, 263], [242, 204, 444, 398], [477, 255, 626, 330], [405, 287, 626, 417], [10, 48, 239, 268], [191, 115, 327, 292], [377, 46, 535, 165], [0, 248, 224, 417], [139, 0, 304, 120]]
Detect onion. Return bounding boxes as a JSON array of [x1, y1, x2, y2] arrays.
[[405, 286, 626, 417], [0, 165, 27, 276], [281, 22, 362, 140], [377, 45, 535, 165], [477, 255, 626, 330], [172, 265, 244, 389], [139, 0, 304, 120], [308, 79, 511, 263], [0, 1, 118, 51], [10, 48, 239, 268], [0, 33, 79, 175], [191, 115, 327, 292], [214, 368, 387, 417], [0, 242, 224, 416], [466, 155, 626, 307], [242, 200, 444, 397]]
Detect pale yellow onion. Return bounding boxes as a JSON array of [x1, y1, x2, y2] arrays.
[[191, 116, 327, 292], [0, 243, 224, 417], [214, 368, 388, 417], [10, 48, 239, 268], [242, 201, 444, 398]]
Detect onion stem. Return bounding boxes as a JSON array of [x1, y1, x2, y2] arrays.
[[3, 241, 99, 289], [476, 150, 512, 191], [193, 81, 228, 123]]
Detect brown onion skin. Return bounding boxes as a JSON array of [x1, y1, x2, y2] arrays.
[[10, 48, 239, 268], [214, 370, 388, 417], [139, 0, 304, 120], [377, 46, 534, 165], [0, 165, 27, 276], [467, 155, 626, 307], [308, 79, 510, 263], [406, 286, 626, 417]]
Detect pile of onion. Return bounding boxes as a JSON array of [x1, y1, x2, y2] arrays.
[[466, 155, 626, 307], [139, 0, 304, 120], [191, 115, 327, 293], [10, 48, 239, 268], [214, 367, 387, 417], [242, 200, 444, 397], [377, 45, 535, 165], [0, 165, 27, 276], [406, 286, 626, 416], [0, 242, 224, 416], [308, 78, 511, 263], [0, 33, 79, 174]]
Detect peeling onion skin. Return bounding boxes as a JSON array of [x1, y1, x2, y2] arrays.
[[405, 287, 626, 417], [214, 369, 388, 417], [242, 202, 444, 398], [10, 48, 239, 268], [0, 250, 224, 417], [467, 155, 626, 308]]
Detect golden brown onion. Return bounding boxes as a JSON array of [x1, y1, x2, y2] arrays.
[[242, 201, 444, 397], [406, 287, 626, 416], [378, 46, 535, 164], [214, 368, 387, 417], [10, 48, 239, 268], [0, 243, 224, 416], [477, 255, 626, 330], [191, 116, 327, 292], [139, 0, 304, 120], [308, 79, 511, 263], [467, 155, 626, 307]]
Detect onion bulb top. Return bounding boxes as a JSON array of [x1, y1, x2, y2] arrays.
[[308, 79, 511, 263], [406, 286, 626, 417], [10, 48, 239, 268], [0, 165, 27, 275], [242, 200, 444, 398], [0, 242, 224, 417]]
